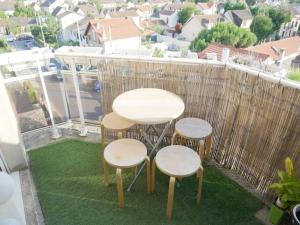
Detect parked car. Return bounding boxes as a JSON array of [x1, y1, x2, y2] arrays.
[[94, 80, 100, 92], [48, 63, 63, 81], [2, 35, 16, 42], [25, 40, 33, 49], [17, 34, 33, 41]]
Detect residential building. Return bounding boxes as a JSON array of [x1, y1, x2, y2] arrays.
[[73, 3, 99, 17], [181, 15, 221, 41], [0, 0, 15, 16], [23, 0, 38, 6], [51, 6, 66, 17], [159, 10, 178, 28], [278, 10, 300, 39], [101, 0, 125, 15], [7, 17, 37, 34], [196, 1, 216, 15], [84, 18, 141, 53], [105, 10, 140, 27], [57, 11, 85, 30], [163, 2, 194, 11], [61, 17, 90, 44], [41, 0, 65, 14], [135, 4, 153, 20], [224, 9, 253, 29], [247, 36, 300, 66], [149, 0, 172, 8], [198, 42, 270, 65]]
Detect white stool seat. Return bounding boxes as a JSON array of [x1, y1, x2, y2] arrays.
[[102, 112, 135, 131], [104, 139, 147, 168], [175, 118, 212, 140], [155, 145, 201, 177]]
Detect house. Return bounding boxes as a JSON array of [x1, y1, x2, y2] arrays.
[[181, 15, 221, 41], [0, 0, 15, 16], [7, 17, 37, 34], [84, 18, 141, 53], [61, 17, 90, 44], [105, 10, 140, 27], [198, 42, 270, 66], [57, 11, 85, 30], [149, 0, 172, 8], [73, 3, 99, 17], [277, 7, 300, 39], [197, 1, 216, 15], [163, 2, 195, 11], [224, 9, 253, 29], [51, 6, 66, 17], [135, 4, 153, 20], [41, 0, 65, 14], [23, 0, 38, 6], [101, 0, 125, 15], [159, 10, 178, 28], [247, 36, 300, 66]]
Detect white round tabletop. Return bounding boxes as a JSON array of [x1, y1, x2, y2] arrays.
[[112, 88, 185, 125], [175, 118, 212, 139], [155, 145, 201, 177], [104, 139, 147, 168]]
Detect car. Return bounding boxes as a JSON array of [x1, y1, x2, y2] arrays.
[[17, 34, 33, 41], [2, 35, 16, 42], [48, 63, 57, 71], [24, 40, 33, 49], [94, 80, 100, 92]]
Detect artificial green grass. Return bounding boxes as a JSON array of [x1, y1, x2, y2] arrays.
[[29, 139, 263, 225]]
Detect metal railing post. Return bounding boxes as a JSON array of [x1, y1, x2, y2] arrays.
[[70, 59, 87, 136], [36, 57, 61, 139]]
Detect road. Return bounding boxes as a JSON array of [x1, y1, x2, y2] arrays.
[[32, 73, 102, 124], [8, 39, 39, 51]]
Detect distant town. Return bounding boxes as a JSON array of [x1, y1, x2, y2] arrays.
[[0, 0, 300, 80]]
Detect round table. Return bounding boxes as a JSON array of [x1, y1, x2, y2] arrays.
[[103, 139, 150, 207], [171, 118, 213, 159], [152, 145, 203, 219], [112, 88, 185, 125]]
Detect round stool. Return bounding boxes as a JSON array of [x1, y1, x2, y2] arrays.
[[100, 112, 135, 144], [172, 118, 212, 159], [151, 145, 203, 219], [103, 139, 150, 207]]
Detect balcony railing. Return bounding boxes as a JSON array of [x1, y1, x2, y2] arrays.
[[1, 47, 300, 201]]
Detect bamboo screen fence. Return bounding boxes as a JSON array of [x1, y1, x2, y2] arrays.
[[97, 58, 300, 200]]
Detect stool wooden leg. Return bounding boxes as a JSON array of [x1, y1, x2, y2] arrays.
[[171, 132, 177, 145], [131, 166, 137, 176], [116, 168, 124, 208], [103, 157, 109, 186], [205, 135, 212, 159], [198, 140, 205, 159], [100, 125, 105, 145], [166, 177, 176, 219], [117, 131, 123, 139], [146, 156, 151, 193], [151, 158, 156, 193], [196, 168, 203, 205]]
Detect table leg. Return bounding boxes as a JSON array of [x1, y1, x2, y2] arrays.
[[151, 158, 156, 193], [131, 166, 137, 176], [205, 135, 212, 159], [166, 177, 176, 219], [103, 157, 109, 186], [116, 168, 124, 208], [196, 167, 203, 205], [100, 125, 105, 145], [146, 156, 151, 193], [127, 121, 173, 192]]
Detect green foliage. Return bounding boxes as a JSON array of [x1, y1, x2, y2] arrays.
[[152, 48, 164, 57], [190, 22, 257, 52], [250, 16, 273, 42], [23, 81, 38, 104], [288, 69, 300, 82], [89, 0, 102, 12], [14, 3, 35, 17], [250, 6, 259, 16], [0, 11, 8, 19], [178, 7, 198, 24], [270, 157, 300, 211], [195, 0, 208, 3], [268, 8, 291, 32], [224, 2, 246, 12], [0, 38, 10, 53], [153, 24, 164, 34]]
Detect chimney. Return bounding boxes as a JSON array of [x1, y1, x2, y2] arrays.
[[279, 48, 286, 67], [221, 48, 230, 62]]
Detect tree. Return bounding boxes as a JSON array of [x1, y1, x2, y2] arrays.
[[268, 8, 291, 32], [89, 0, 102, 12], [224, 2, 246, 12], [175, 23, 182, 33], [246, 0, 256, 6], [0, 38, 10, 53], [190, 22, 257, 52], [178, 7, 199, 24], [250, 6, 259, 16], [0, 11, 7, 19], [195, 0, 208, 3], [250, 16, 273, 42], [13, 3, 35, 17]]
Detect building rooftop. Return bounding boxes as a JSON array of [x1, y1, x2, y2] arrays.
[[197, 1, 214, 10], [108, 10, 139, 18], [74, 3, 99, 16], [159, 10, 176, 16], [85, 18, 141, 41]]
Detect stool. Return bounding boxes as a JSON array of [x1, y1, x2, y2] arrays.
[[151, 145, 203, 219], [172, 118, 212, 159], [103, 138, 151, 207], [100, 112, 135, 144]]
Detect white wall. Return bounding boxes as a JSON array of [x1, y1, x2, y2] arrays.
[[181, 18, 202, 41], [104, 36, 141, 53], [160, 12, 178, 28], [60, 13, 85, 29]]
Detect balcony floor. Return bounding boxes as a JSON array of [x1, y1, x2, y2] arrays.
[[29, 140, 263, 225]]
